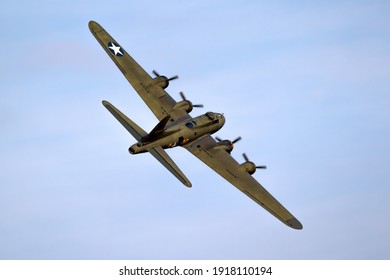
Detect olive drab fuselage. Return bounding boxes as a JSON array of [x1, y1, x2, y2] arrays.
[[129, 112, 225, 154]]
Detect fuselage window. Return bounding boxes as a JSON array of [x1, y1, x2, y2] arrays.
[[185, 121, 197, 128]]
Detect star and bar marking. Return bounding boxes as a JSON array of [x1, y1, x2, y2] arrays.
[[108, 41, 124, 56]]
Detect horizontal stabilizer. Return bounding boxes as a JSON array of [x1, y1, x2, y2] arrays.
[[102, 100, 147, 141], [148, 146, 192, 188], [102, 100, 191, 188]]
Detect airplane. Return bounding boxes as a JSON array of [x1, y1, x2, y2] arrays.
[[89, 20, 303, 230]]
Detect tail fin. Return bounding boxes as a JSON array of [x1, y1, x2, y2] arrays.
[[102, 100, 192, 187]]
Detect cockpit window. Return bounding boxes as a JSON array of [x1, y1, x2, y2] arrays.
[[206, 112, 215, 119], [206, 112, 223, 120], [185, 121, 197, 128]]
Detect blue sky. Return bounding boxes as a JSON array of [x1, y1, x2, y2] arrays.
[[1, 0, 390, 259]]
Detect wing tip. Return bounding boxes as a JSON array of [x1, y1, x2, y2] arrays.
[[287, 218, 303, 230], [102, 100, 113, 110], [88, 20, 100, 32]]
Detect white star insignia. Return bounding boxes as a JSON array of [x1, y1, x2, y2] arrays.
[[108, 42, 123, 56]]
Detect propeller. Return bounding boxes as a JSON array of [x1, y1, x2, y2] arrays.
[[216, 136, 241, 143], [215, 136, 241, 153], [242, 153, 267, 169], [180, 91, 203, 108], [152, 70, 178, 81]]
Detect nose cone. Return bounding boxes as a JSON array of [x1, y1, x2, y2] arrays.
[[220, 114, 226, 126], [218, 113, 225, 127], [215, 113, 225, 132]]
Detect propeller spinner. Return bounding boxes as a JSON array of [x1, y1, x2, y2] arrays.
[[172, 91, 204, 113], [243, 153, 267, 169], [215, 136, 242, 153], [180, 91, 203, 108], [152, 70, 178, 81], [152, 69, 178, 89]]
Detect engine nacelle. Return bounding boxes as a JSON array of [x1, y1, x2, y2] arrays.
[[173, 100, 193, 113], [240, 161, 257, 175], [213, 140, 234, 153], [152, 71, 178, 89], [153, 76, 170, 89]]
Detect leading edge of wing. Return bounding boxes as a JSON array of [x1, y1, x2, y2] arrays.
[[88, 20, 152, 82], [89, 20, 182, 122]]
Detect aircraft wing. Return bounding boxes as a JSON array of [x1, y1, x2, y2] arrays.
[[184, 135, 303, 230], [89, 21, 190, 123]]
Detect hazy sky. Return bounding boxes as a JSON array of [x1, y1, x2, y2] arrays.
[[1, 0, 389, 259]]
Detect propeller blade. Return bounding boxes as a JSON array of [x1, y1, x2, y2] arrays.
[[243, 153, 266, 169], [179, 91, 203, 109], [179, 91, 186, 101], [168, 75, 179, 81], [243, 153, 250, 162], [256, 165, 267, 169], [216, 136, 222, 142], [153, 70, 178, 81], [232, 136, 242, 144]]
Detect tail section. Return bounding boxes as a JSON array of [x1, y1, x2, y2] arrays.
[[143, 115, 171, 142], [102, 100, 192, 187]]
